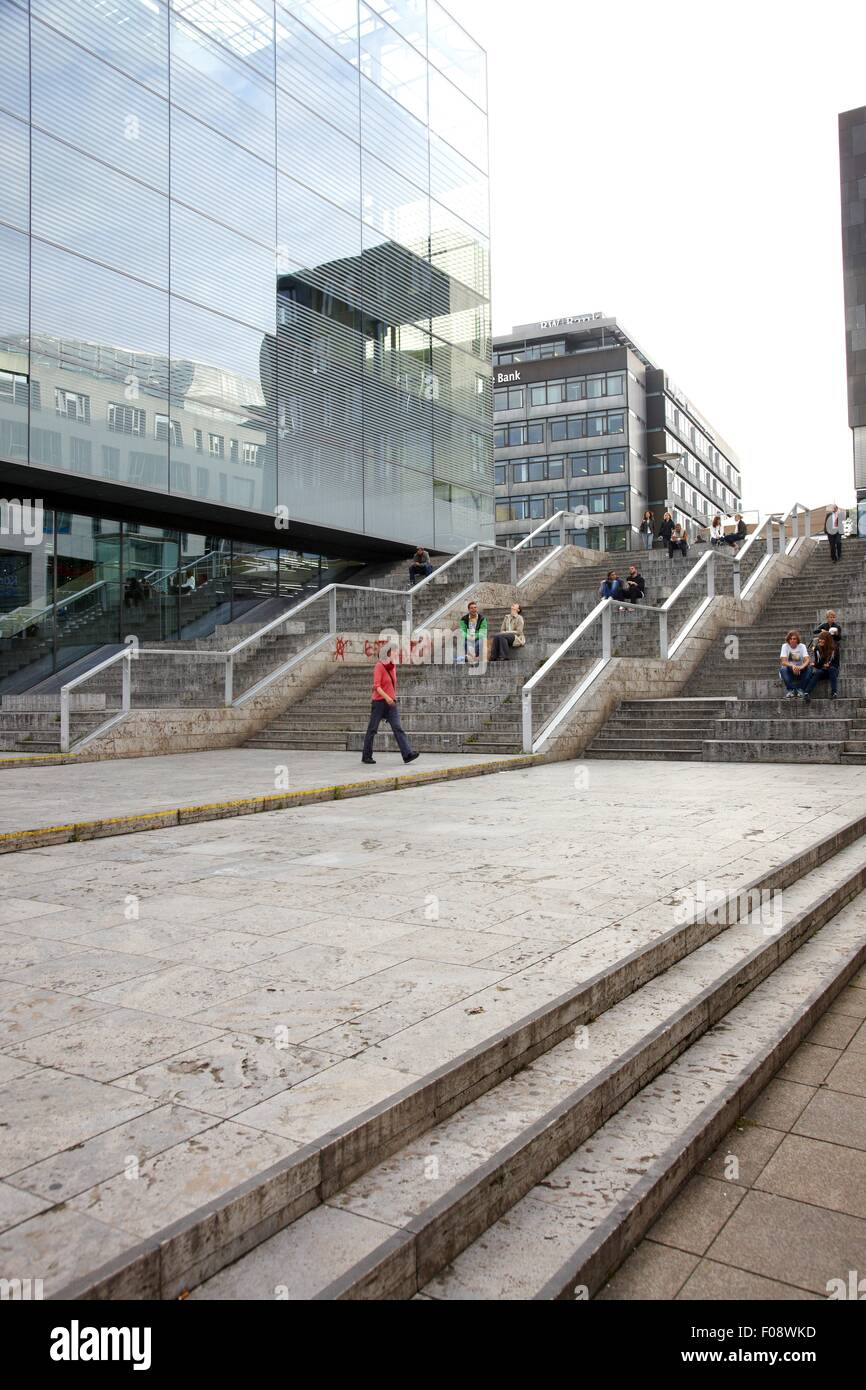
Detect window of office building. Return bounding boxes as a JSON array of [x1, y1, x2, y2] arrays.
[[55, 388, 91, 423], [494, 421, 545, 448], [494, 386, 524, 411], [155, 415, 183, 447], [108, 403, 145, 436]]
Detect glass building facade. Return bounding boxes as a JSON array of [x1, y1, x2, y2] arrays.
[[0, 0, 492, 687], [839, 106, 866, 500]]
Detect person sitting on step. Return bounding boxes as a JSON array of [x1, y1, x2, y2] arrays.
[[725, 513, 747, 553], [709, 515, 725, 546], [778, 629, 812, 698], [802, 630, 839, 701], [458, 600, 488, 665], [814, 610, 843, 667], [669, 524, 689, 559], [599, 570, 625, 601], [489, 603, 526, 661], [621, 564, 646, 604]]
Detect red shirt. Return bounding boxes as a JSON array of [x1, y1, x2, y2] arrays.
[[371, 659, 397, 702]]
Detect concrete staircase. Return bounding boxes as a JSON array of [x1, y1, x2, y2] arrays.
[[154, 810, 866, 1302], [587, 539, 866, 764], [246, 546, 738, 758]]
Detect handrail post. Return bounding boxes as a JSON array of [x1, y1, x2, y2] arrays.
[[522, 688, 533, 754], [510, 547, 517, 584], [60, 686, 70, 754], [659, 610, 669, 660], [598, 522, 606, 552], [329, 587, 337, 633], [558, 513, 565, 548], [224, 655, 233, 707], [405, 592, 413, 633], [472, 546, 480, 585], [804, 508, 811, 539], [732, 557, 741, 601], [601, 602, 612, 659], [121, 647, 131, 719], [707, 550, 716, 600]]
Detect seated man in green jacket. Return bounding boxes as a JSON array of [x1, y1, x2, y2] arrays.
[[459, 601, 488, 665]]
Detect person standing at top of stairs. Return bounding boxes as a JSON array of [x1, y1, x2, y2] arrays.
[[825, 505, 843, 562]]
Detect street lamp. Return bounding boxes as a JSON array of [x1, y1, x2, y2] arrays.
[[653, 451, 686, 513]]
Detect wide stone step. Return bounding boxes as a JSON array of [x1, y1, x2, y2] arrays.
[[419, 893, 866, 1301], [585, 749, 704, 761], [191, 829, 866, 1301], [703, 739, 845, 763]]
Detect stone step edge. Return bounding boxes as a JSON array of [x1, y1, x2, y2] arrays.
[[0, 755, 541, 857], [48, 807, 866, 1302], [309, 851, 866, 1300], [534, 928, 866, 1301]]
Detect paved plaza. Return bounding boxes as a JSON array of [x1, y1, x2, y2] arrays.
[[1, 757, 866, 1294], [0, 749, 508, 838]]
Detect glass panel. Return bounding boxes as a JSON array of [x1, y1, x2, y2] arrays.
[[32, 0, 169, 97], [0, 504, 55, 696], [0, 2, 30, 119], [427, 0, 486, 109], [171, 107, 275, 245], [429, 66, 487, 170], [359, 2, 427, 123], [30, 241, 170, 492], [123, 525, 180, 643], [171, 9, 274, 159], [55, 512, 123, 668], [275, 3, 359, 138], [32, 21, 169, 191], [171, 203, 274, 331], [0, 110, 29, 235], [32, 132, 169, 288]]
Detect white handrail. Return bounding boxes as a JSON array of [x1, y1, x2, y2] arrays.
[[59, 645, 134, 753], [521, 551, 718, 752]]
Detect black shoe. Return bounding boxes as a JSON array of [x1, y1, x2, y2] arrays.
[[403, 752, 420, 764], [361, 758, 376, 765]]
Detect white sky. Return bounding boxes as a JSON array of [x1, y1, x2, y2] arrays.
[[456, 0, 866, 514]]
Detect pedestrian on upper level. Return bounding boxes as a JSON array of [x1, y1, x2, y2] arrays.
[[658, 510, 674, 549], [639, 511, 655, 551], [825, 505, 843, 563]]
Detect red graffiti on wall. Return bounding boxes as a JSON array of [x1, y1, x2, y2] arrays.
[[333, 636, 349, 660], [364, 638, 387, 658]]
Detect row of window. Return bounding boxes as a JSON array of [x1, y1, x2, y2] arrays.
[[495, 449, 627, 486], [0, 420, 259, 505], [1, 376, 263, 465], [496, 487, 629, 523], [494, 373, 624, 413], [494, 342, 567, 365], [495, 412, 626, 450]]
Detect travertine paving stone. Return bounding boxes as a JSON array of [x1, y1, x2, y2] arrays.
[[2, 759, 866, 1293]]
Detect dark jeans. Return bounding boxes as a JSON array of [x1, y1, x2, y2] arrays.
[[622, 584, 645, 603], [828, 533, 842, 561], [669, 541, 688, 558], [490, 632, 516, 661], [779, 665, 808, 692], [802, 666, 839, 697], [362, 700, 414, 760], [409, 562, 433, 584]]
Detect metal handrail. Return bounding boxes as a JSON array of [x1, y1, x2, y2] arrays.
[[777, 502, 812, 555], [732, 515, 773, 600], [1, 578, 110, 642], [521, 551, 718, 752], [59, 645, 134, 753]]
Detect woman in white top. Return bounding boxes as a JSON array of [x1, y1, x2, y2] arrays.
[[709, 516, 724, 546], [779, 629, 811, 698]]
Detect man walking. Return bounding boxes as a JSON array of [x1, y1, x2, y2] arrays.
[[361, 646, 420, 766], [825, 504, 843, 562]]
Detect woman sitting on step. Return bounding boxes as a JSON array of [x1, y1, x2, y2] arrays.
[[489, 603, 526, 662], [802, 630, 839, 701]]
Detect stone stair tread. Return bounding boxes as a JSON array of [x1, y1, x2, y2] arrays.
[[192, 834, 866, 1301]]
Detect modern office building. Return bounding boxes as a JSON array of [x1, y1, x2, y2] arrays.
[[839, 106, 866, 500], [0, 0, 492, 690], [493, 314, 742, 549]]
